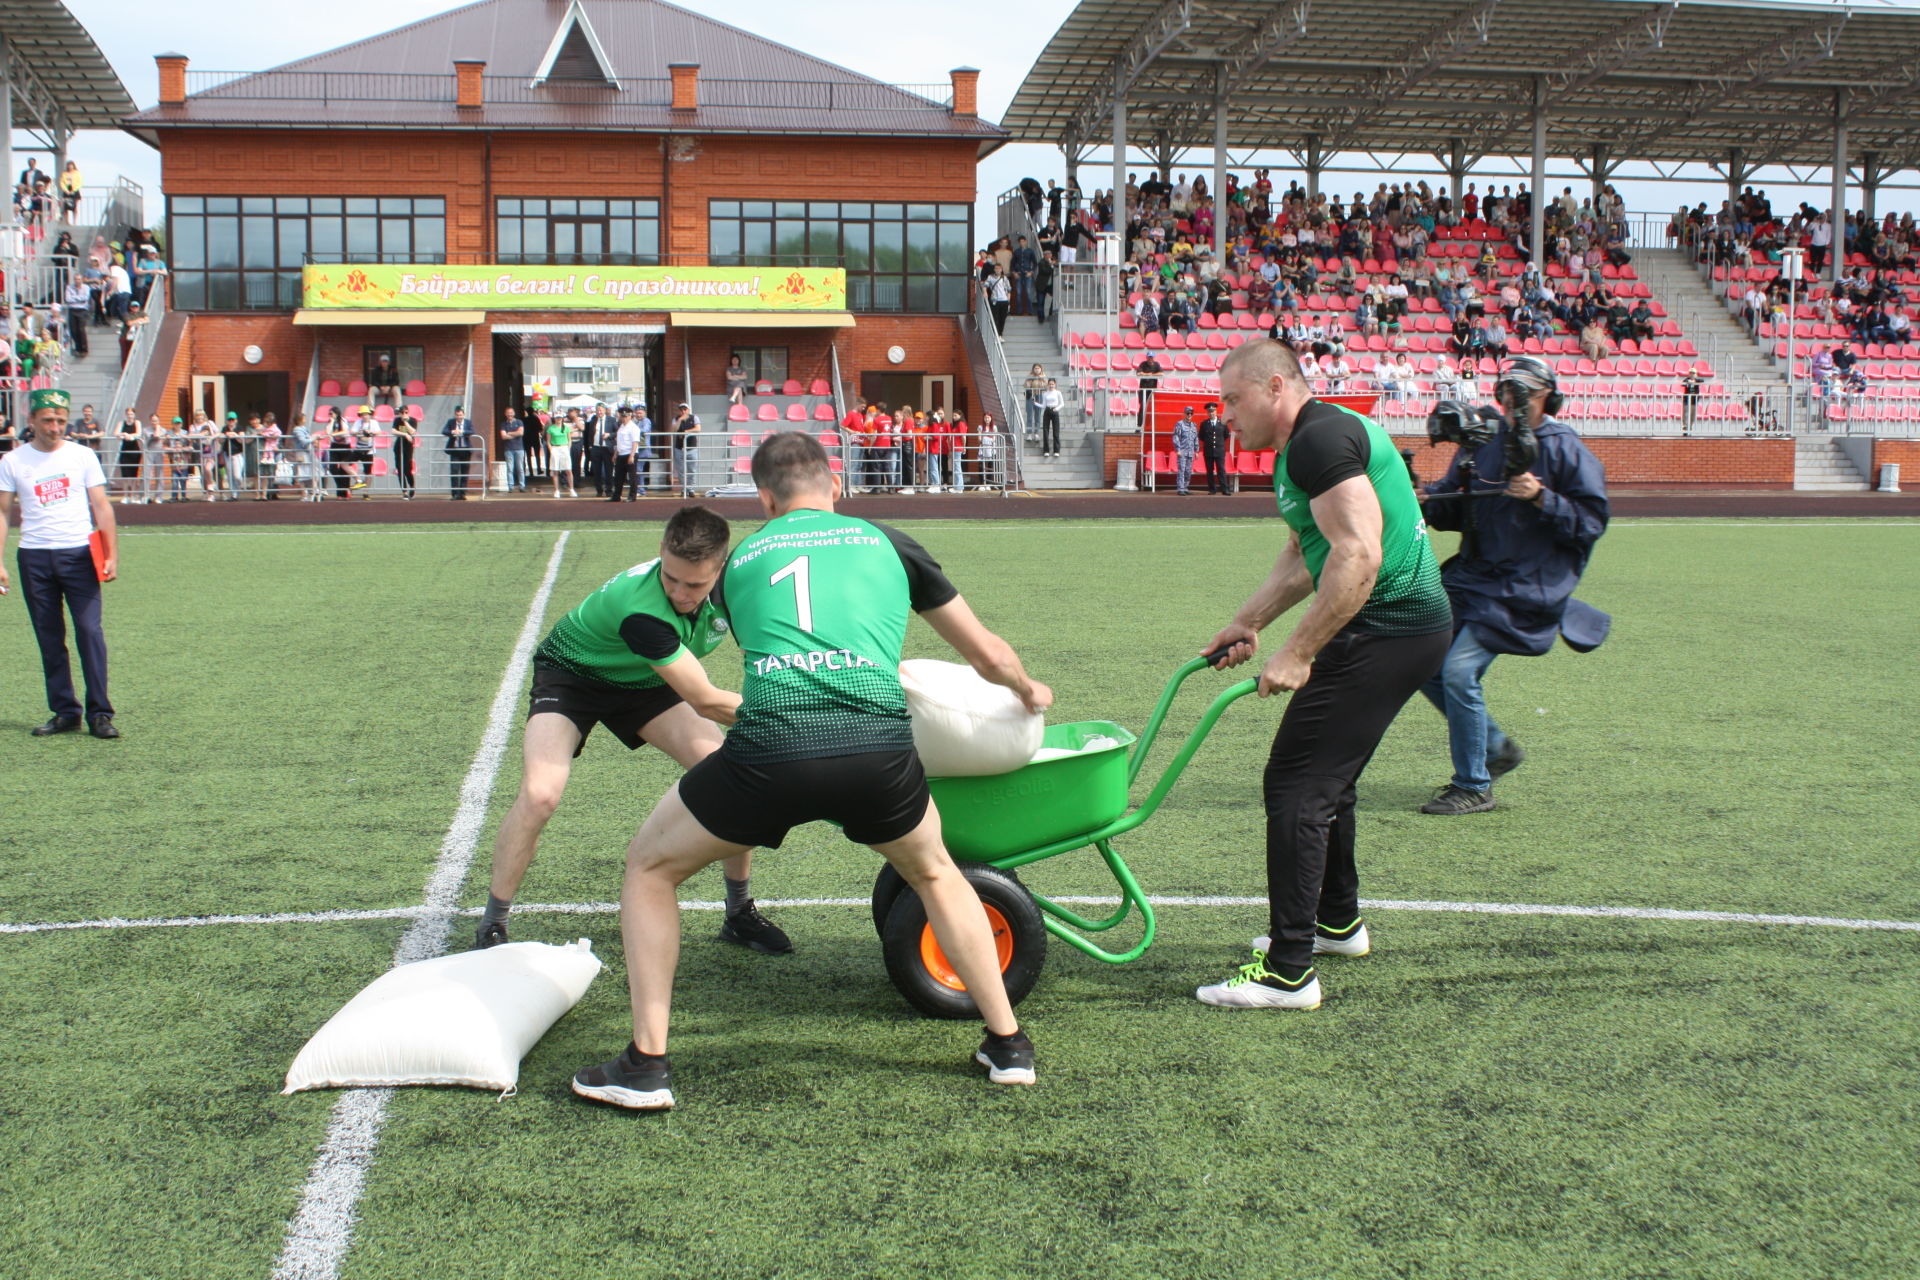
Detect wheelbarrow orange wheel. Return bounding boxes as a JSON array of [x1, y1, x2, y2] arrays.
[[880, 863, 1046, 1019]]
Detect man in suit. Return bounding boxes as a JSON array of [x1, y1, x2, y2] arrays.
[[585, 403, 614, 497], [1198, 402, 1231, 495], [443, 406, 479, 499]]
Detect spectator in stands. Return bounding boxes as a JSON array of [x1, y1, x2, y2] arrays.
[[1679, 370, 1702, 435], [367, 354, 402, 409], [947, 411, 973, 490], [1038, 380, 1063, 458], [58, 161, 80, 221], [1484, 316, 1510, 361], [1456, 360, 1483, 405], [1022, 363, 1048, 444], [1579, 318, 1612, 362], [131, 246, 168, 310], [1010, 236, 1037, 318], [500, 406, 527, 492], [869, 404, 897, 492], [607, 409, 638, 502], [115, 301, 146, 368], [61, 273, 90, 359], [440, 406, 475, 500], [893, 404, 915, 494], [1438, 278, 1463, 325], [1197, 402, 1229, 495], [113, 410, 142, 501], [1808, 212, 1832, 274], [1035, 250, 1056, 322], [724, 354, 749, 406], [978, 411, 1005, 487], [986, 265, 1012, 335], [1810, 346, 1835, 397], [257, 412, 284, 500], [1322, 350, 1353, 394], [923, 410, 950, 492], [1629, 299, 1655, 342]]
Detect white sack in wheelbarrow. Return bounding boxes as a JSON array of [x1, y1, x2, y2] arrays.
[[899, 659, 1043, 777], [282, 939, 601, 1094]]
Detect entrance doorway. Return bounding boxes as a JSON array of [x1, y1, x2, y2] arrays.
[[920, 375, 955, 414], [190, 375, 225, 424]]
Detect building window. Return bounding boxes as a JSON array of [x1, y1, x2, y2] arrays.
[[364, 345, 425, 391], [591, 362, 621, 387], [731, 347, 788, 387], [707, 200, 972, 314], [167, 196, 447, 312], [496, 198, 660, 265]]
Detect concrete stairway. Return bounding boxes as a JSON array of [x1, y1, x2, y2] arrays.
[[1794, 436, 1871, 491], [994, 312, 1103, 489], [60, 330, 126, 421], [1632, 248, 1782, 388]]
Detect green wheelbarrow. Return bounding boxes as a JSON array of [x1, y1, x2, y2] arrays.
[[873, 654, 1258, 1018]]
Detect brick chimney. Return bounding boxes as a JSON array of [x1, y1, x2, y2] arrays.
[[669, 63, 699, 112], [454, 59, 485, 110], [950, 67, 979, 118], [156, 53, 189, 106]]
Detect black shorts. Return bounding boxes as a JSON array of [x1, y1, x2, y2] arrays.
[[678, 748, 929, 850], [526, 662, 683, 756]]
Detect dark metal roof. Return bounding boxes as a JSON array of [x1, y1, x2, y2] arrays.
[[123, 0, 1006, 150], [1003, 0, 1920, 171], [0, 0, 139, 133]]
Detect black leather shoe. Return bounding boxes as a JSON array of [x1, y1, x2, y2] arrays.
[[31, 715, 82, 736], [88, 715, 121, 740]]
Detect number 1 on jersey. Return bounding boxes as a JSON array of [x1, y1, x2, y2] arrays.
[[770, 555, 814, 633]]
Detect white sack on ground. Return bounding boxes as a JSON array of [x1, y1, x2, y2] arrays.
[[283, 938, 602, 1094], [899, 659, 1044, 777]]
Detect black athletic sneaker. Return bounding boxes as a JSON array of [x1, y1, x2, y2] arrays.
[[572, 1046, 674, 1111], [718, 901, 793, 954], [1420, 784, 1497, 815], [974, 1029, 1037, 1085], [473, 916, 509, 949], [1488, 738, 1527, 780]]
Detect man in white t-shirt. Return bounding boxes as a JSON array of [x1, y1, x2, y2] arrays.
[[0, 387, 121, 738]]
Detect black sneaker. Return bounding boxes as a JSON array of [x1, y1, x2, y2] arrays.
[[1420, 784, 1497, 815], [572, 1046, 674, 1111], [718, 901, 793, 954], [974, 1029, 1037, 1085], [1488, 738, 1527, 780], [473, 916, 509, 949], [88, 714, 120, 740], [31, 715, 82, 737]]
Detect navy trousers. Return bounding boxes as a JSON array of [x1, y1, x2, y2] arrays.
[[17, 546, 113, 720]]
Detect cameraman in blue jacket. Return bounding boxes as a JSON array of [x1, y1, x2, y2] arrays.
[[1417, 355, 1609, 814]]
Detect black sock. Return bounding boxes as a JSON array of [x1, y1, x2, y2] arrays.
[[724, 875, 751, 915], [624, 1041, 668, 1067], [482, 894, 511, 925], [983, 1027, 1031, 1048]]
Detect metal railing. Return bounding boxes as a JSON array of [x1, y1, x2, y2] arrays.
[[183, 71, 951, 111], [972, 282, 1030, 489], [97, 428, 496, 502], [101, 284, 167, 434]]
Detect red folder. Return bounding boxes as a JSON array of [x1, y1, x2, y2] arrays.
[[89, 530, 110, 581]]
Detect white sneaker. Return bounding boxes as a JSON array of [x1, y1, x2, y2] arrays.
[[1195, 953, 1321, 1009], [1254, 922, 1371, 958], [899, 487, 915, 495]]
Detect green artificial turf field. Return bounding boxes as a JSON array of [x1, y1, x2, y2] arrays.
[[2, 517, 1916, 1280]]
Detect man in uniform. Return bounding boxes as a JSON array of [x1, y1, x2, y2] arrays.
[[475, 505, 790, 955], [572, 433, 1052, 1111], [1197, 402, 1231, 495], [1198, 341, 1450, 1010], [0, 388, 122, 738]]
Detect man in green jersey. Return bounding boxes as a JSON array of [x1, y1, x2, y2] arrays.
[[1197, 340, 1451, 1011], [475, 505, 790, 956], [572, 433, 1051, 1111]]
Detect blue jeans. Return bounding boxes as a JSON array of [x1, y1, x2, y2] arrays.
[[505, 447, 528, 489], [927, 453, 944, 487], [1419, 624, 1508, 793]]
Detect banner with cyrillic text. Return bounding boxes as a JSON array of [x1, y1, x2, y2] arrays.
[[301, 264, 846, 312]]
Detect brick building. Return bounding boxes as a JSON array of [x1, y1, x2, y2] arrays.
[[123, 0, 1004, 438]]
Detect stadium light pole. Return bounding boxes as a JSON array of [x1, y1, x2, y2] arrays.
[[1782, 245, 1803, 437]]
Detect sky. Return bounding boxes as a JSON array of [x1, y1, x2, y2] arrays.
[[20, 0, 1920, 241]]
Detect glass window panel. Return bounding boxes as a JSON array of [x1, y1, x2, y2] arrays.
[[346, 216, 378, 256], [550, 199, 577, 216], [275, 197, 308, 215], [172, 217, 205, 270], [808, 223, 838, 263], [841, 203, 871, 219], [871, 222, 903, 272], [420, 199, 444, 215], [207, 273, 241, 310], [346, 198, 377, 215], [742, 201, 773, 218], [499, 199, 521, 216], [712, 200, 740, 218], [906, 221, 937, 273], [381, 218, 411, 257], [634, 221, 658, 262], [841, 222, 869, 273], [524, 199, 548, 216], [776, 202, 806, 218], [173, 196, 203, 214], [937, 222, 970, 273], [172, 273, 206, 310], [938, 275, 968, 314], [207, 217, 241, 270], [741, 222, 772, 262], [553, 223, 577, 259], [207, 196, 239, 213], [277, 273, 304, 308], [870, 277, 903, 311], [637, 200, 658, 217], [379, 197, 410, 215], [808, 202, 837, 219], [311, 197, 342, 215], [242, 216, 276, 269], [278, 220, 307, 266], [872, 203, 902, 220], [612, 220, 635, 256], [775, 219, 807, 261], [243, 275, 279, 308], [310, 217, 343, 258], [847, 275, 870, 311], [579, 199, 606, 216], [906, 276, 936, 311], [414, 218, 444, 260], [907, 204, 936, 221], [242, 197, 273, 214], [579, 222, 605, 256], [499, 220, 522, 256]]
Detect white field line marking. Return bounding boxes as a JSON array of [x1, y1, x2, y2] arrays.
[[269, 530, 570, 1280], [7, 894, 1918, 937]]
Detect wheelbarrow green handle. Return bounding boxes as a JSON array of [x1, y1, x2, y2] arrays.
[[1128, 653, 1256, 788]]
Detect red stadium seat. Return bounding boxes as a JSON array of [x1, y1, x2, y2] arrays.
[[813, 403, 836, 421], [755, 381, 775, 395], [403, 380, 427, 396], [785, 404, 807, 421], [318, 379, 342, 397], [782, 379, 804, 396], [756, 403, 778, 421], [729, 432, 753, 447], [732, 457, 753, 474], [808, 379, 831, 397], [728, 404, 750, 421], [347, 380, 368, 397], [818, 432, 841, 447]]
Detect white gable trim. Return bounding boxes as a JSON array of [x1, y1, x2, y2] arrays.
[[530, 0, 619, 88]]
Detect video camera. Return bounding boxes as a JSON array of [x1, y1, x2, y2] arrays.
[[1425, 399, 1538, 484]]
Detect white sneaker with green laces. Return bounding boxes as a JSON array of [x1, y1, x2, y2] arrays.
[[1194, 952, 1321, 1009], [1253, 921, 1372, 958]]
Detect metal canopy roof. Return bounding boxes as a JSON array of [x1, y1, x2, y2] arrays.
[[1003, 0, 1920, 173], [0, 0, 140, 136]]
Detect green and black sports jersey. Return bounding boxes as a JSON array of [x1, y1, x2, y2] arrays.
[[1276, 400, 1451, 636], [533, 558, 729, 689], [715, 508, 957, 764]]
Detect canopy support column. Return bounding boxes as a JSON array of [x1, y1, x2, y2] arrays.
[[1528, 76, 1546, 267], [1588, 143, 1611, 209], [1860, 150, 1879, 228], [1447, 138, 1467, 205], [1304, 134, 1323, 201], [1830, 88, 1847, 292], [1725, 147, 1754, 215], [1111, 85, 1127, 237], [1211, 63, 1228, 262]]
